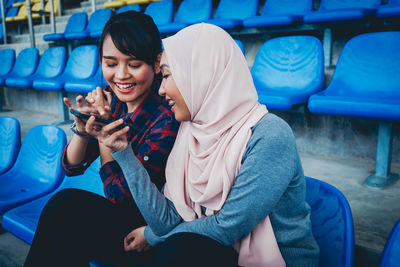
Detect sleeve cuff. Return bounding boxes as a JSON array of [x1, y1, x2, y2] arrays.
[[144, 226, 165, 246]]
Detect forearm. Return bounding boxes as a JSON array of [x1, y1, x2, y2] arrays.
[[65, 134, 90, 165], [113, 146, 182, 236]]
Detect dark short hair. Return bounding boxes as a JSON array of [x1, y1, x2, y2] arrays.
[[99, 11, 162, 66]]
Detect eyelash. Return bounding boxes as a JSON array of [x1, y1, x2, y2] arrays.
[[105, 64, 140, 68], [162, 74, 170, 79]]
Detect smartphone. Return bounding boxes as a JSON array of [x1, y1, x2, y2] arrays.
[[69, 109, 128, 130]]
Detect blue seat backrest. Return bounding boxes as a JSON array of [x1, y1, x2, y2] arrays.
[[64, 45, 99, 80], [319, 0, 381, 10], [10, 48, 39, 77], [0, 117, 21, 175], [387, 0, 400, 5], [305, 176, 354, 267], [87, 9, 112, 34], [11, 125, 66, 183], [261, 0, 313, 16], [6, 6, 19, 17], [64, 12, 88, 34], [145, 0, 173, 25], [326, 31, 400, 99], [35, 47, 66, 78], [380, 220, 400, 267], [251, 36, 324, 92], [174, 0, 212, 24], [0, 49, 15, 76], [116, 4, 140, 14], [214, 0, 258, 20]]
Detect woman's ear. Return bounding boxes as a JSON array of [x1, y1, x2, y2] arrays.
[[154, 53, 162, 74]]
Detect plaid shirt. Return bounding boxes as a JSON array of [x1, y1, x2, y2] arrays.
[[62, 85, 179, 206]]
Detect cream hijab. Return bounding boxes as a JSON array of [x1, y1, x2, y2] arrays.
[[163, 23, 285, 267]]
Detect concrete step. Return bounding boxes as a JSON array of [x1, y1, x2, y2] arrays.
[[0, 41, 49, 54], [80, 0, 109, 9]]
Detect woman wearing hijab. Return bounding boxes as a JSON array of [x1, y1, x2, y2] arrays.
[[95, 23, 319, 266]]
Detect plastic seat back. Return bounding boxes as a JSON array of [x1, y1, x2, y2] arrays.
[[87, 8, 113, 38], [35, 46, 66, 78], [10, 125, 66, 183], [9, 48, 39, 78], [0, 117, 21, 175], [174, 0, 212, 24], [0, 49, 15, 77], [63, 45, 99, 80], [64, 12, 88, 35], [214, 0, 258, 20], [319, 0, 380, 10], [325, 31, 400, 99], [380, 220, 400, 267], [116, 4, 140, 14], [251, 36, 324, 107], [144, 0, 173, 26], [261, 0, 313, 16], [305, 177, 354, 267]]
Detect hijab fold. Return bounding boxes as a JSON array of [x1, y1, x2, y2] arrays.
[[163, 23, 285, 267]]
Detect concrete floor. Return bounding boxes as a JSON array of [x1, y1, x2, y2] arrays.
[[0, 108, 399, 267]]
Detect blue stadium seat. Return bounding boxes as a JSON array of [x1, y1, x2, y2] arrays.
[[3, 48, 39, 87], [157, 0, 212, 34], [2, 157, 103, 244], [88, 9, 113, 39], [243, 0, 313, 28], [305, 176, 354, 267], [6, 46, 66, 89], [0, 117, 21, 175], [379, 220, 400, 267], [303, 0, 380, 24], [0, 49, 15, 86], [377, 0, 400, 18], [144, 0, 173, 33], [43, 12, 88, 41], [115, 4, 140, 14], [205, 0, 258, 29], [33, 45, 98, 123], [33, 45, 98, 91], [251, 36, 324, 110], [308, 31, 400, 188], [0, 23, 4, 44], [0, 125, 66, 215], [64, 64, 106, 94]]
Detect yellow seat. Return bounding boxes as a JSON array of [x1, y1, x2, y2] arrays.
[[103, 0, 127, 8], [6, 5, 26, 22], [13, 2, 41, 21], [32, 0, 58, 19], [125, 0, 154, 4], [12, 0, 41, 7]]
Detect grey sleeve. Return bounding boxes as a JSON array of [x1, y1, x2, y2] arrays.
[[147, 117, 299, 245], [112, 147, 182, 236]]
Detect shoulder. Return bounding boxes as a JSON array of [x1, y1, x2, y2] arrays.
[[249, 113, 296, 148]]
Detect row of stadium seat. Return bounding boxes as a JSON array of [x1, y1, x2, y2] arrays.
[[2, 0, 58, 22], [42, 0, 400, 44], [0, 115, 400, 267], [0, 115, 355, 266], [1, 30, 399, 187]]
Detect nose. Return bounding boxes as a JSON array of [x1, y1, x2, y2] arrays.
[[115, 64, 130, 80], [158, 82, 165, 97]]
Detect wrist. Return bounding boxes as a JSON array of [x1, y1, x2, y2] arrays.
[[70, 122, 90, 139]]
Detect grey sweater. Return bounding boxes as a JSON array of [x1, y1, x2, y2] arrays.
[[113, 113, 319, 267]]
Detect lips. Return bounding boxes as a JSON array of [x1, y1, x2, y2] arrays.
[[114, 82, 136, 93]]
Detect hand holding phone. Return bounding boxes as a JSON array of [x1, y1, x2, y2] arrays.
[[69, 109, 128, 130]]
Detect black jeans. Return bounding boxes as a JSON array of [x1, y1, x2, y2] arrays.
[[24, 188, 238, 267]]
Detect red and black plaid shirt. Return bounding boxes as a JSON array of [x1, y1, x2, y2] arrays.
[[62, 85, 179, 206]]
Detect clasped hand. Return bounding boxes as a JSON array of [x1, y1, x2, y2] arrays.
[[64, 87, 130, 151]]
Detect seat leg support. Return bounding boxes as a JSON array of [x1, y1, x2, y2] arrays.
[[52, 90, 72, 125], [323, 28, 332, 68], [364, 121, 399, 189]]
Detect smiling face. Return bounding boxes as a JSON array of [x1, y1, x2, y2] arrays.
[[102, 34, 159, 112], [159, 52, 191, 122]]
